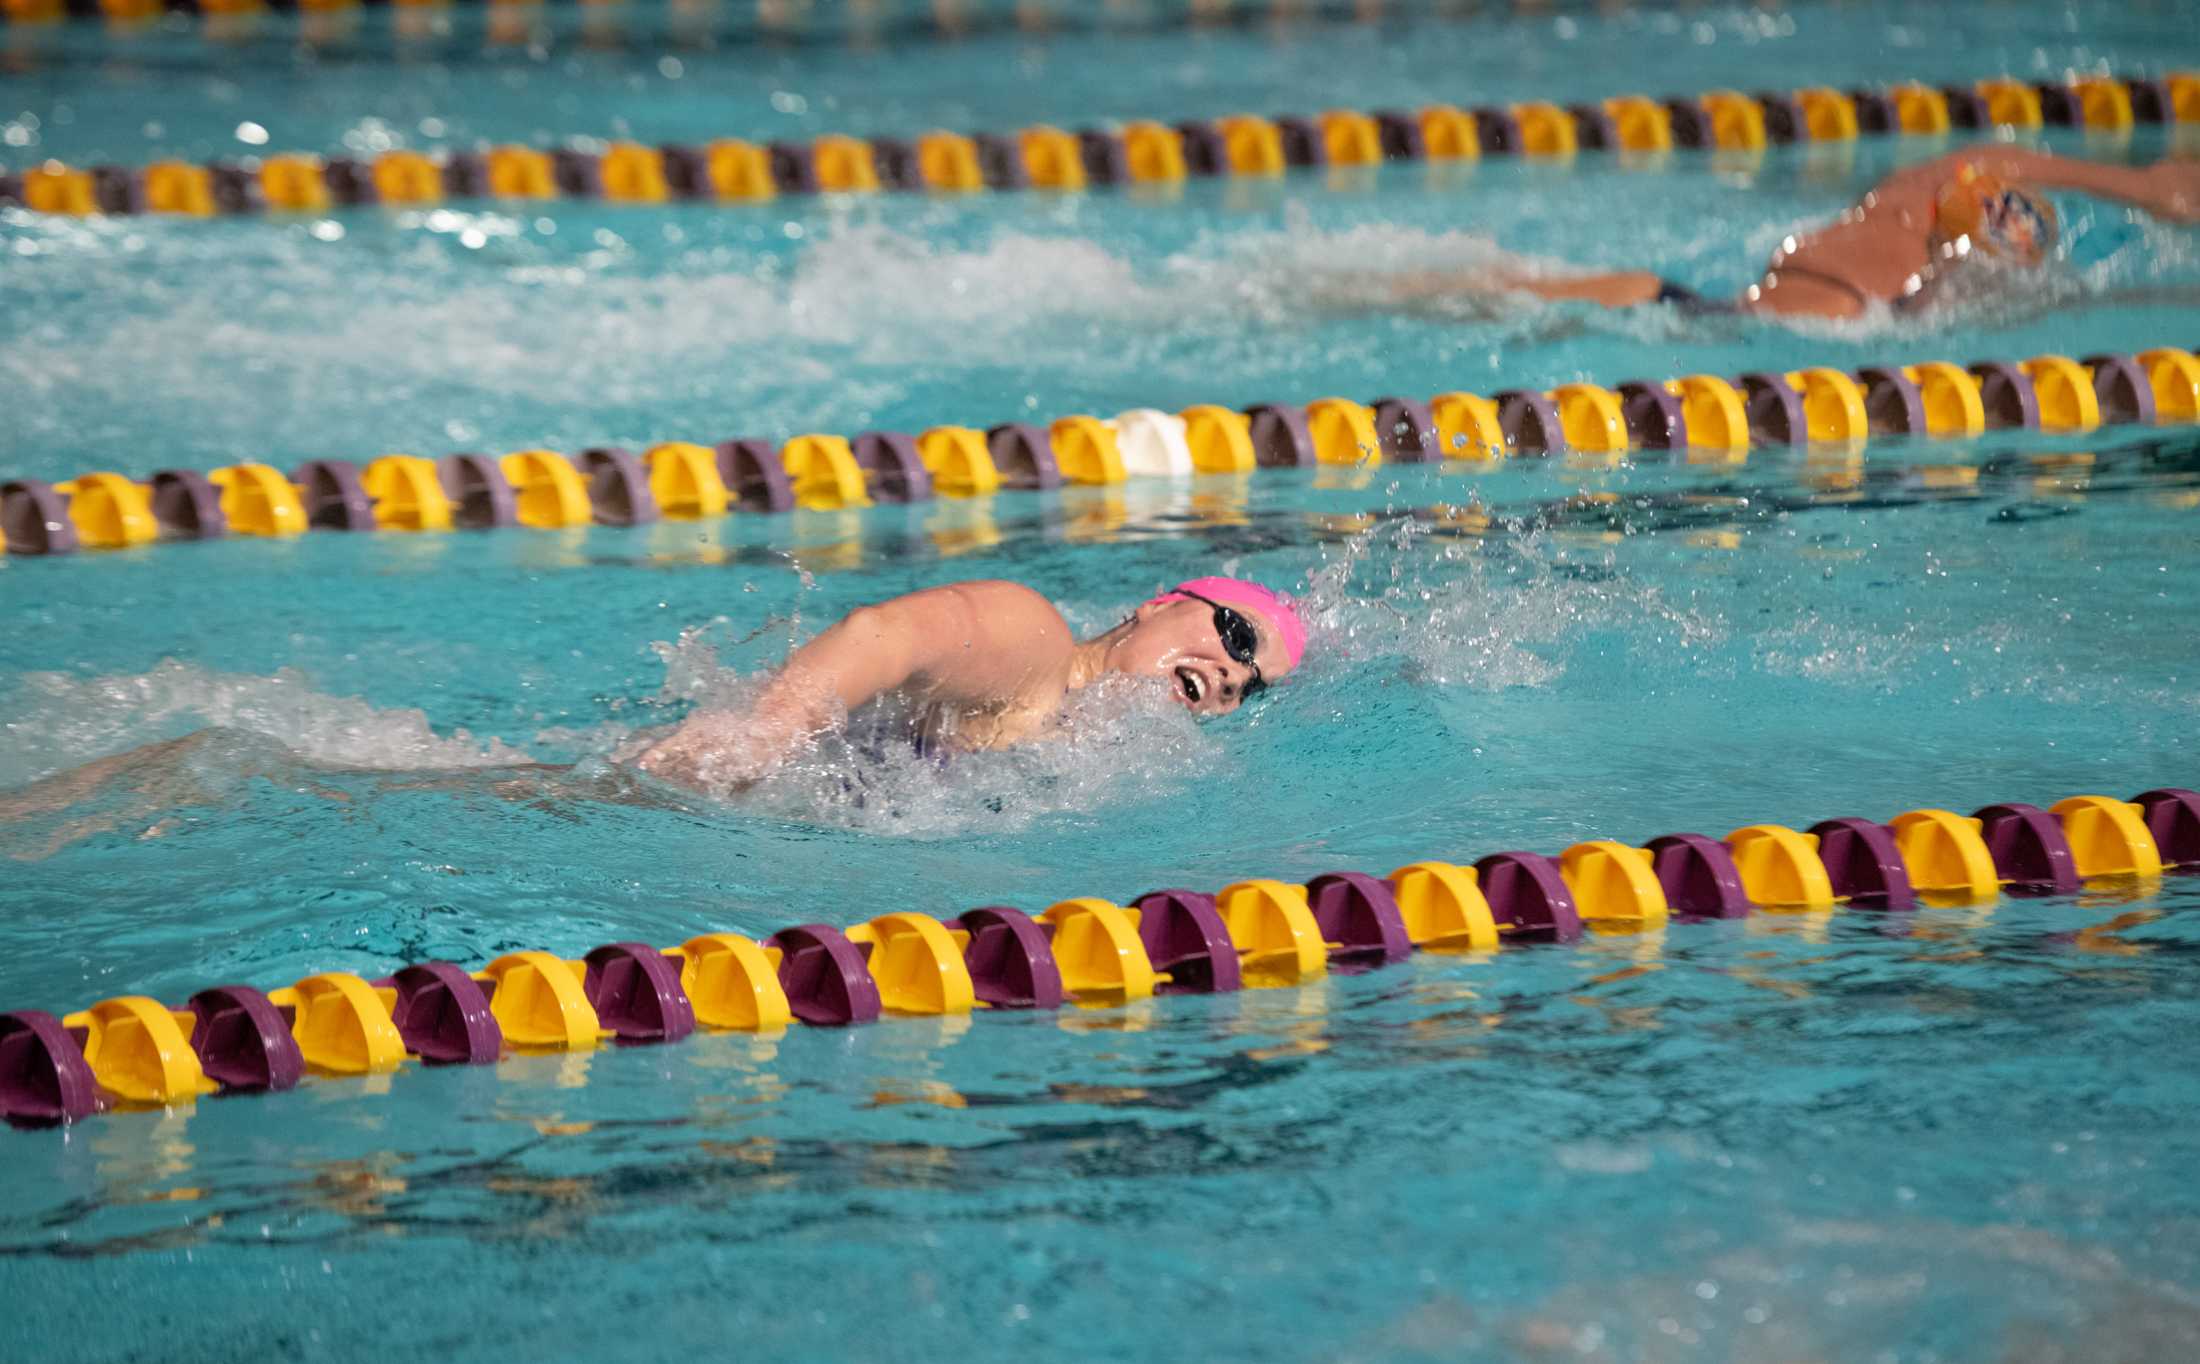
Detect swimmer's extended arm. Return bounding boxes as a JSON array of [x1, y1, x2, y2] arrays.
[[1330, 266, 1666, 312], [1883, 146, 2200, 222], [634, 582, 1072, 788], [1977, 147, 2199, 221]]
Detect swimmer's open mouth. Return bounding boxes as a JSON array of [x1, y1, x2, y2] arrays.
[[1175, 666, 1205, 704]]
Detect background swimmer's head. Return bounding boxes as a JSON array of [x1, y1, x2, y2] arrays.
[[1931, 167, 2059, 267], [1095, 577, 1305, 716]]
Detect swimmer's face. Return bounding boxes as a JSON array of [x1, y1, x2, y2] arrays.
[[1110, 596, 1295, 716]]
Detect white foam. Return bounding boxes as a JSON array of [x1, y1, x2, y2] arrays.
[[0, 219, 1198, 468], [0, 660, 526, 790], [0, 214, 1695, 470]]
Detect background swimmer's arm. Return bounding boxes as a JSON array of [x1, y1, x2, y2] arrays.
[[1976, 147, 2199, 220], [1343, 267, 1664, 311], [1884, 147, 2200, 221], [634, 581, 1073, 787], [1499, 272, 1666, 307]]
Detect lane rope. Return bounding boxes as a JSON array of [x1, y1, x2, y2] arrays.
[[3, 786, 2193, 1126], [5, 71, 2196, 218], [6, 345, 2197, 555]]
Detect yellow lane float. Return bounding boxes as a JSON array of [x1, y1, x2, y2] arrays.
[[264, 973, 407, 1074], [670, 934, 793, 1032], [1214, 880, 1328, 987], [1385, 862, 1500, 950], [1039, 899, 1159, 1002], [1725, 825, 1836, 909]]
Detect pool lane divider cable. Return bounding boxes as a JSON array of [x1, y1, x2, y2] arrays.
[[5, 345, 2197, 556], [4, 71, 2196, 218], [2, 788, 2195, 1127]]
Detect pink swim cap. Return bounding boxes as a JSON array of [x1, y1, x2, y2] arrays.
[[1156, 576, 1308, 671]]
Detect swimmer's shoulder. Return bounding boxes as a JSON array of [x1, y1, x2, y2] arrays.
[[893, 581, 1075, 702], [880, 579, 1061, 627], [933, 580, 1074, 641]]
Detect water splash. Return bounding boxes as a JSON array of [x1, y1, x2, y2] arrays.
[[740, 674, 1224, 838], [0, 659, 526, 791], [1291, 517, 1729, 692]]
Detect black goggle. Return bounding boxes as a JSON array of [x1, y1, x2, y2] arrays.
[[1173, 590, 1266, 700]]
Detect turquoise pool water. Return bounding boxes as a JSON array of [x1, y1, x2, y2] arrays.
[[7, 1, 2200, 1360]]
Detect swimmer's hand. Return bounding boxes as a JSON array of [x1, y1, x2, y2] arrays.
[[632, 710, 794, 791]]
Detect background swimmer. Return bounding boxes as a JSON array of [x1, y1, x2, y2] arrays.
[[1353, 145, 2200, 319], [634, 576, 1306, 790]]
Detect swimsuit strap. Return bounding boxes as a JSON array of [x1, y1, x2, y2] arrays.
[[1759, 261, 1880, 311]]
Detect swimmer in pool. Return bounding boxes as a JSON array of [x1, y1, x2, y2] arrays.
[[1370, 145, 2200, 320], [0, 576, 1306, 855], [633, 575, 1306, 790]]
